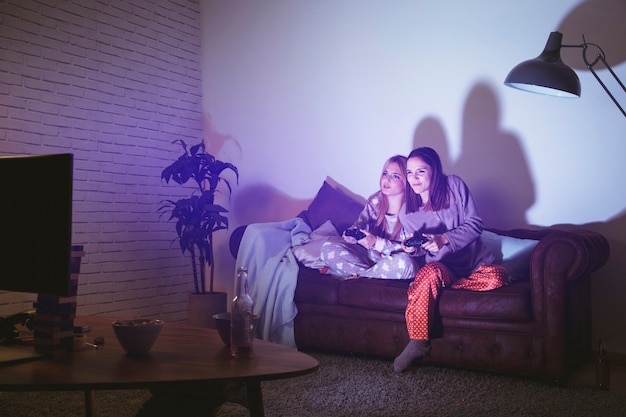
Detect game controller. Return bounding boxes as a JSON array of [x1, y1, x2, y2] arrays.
[[344, 228, 366, 240], [404, 235, 430, 247]]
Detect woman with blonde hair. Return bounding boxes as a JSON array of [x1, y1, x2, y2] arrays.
[[320, 155, 418, 279]]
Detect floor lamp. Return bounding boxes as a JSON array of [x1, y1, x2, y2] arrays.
[[504, 31, 625, 118]]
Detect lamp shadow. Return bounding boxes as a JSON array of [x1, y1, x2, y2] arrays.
[[557, 0, 626, 70]]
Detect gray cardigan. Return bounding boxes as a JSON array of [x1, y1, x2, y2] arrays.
[[399, 175, 495, 278]]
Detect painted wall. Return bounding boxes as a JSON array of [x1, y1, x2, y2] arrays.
[[201, 1, 626, 352]]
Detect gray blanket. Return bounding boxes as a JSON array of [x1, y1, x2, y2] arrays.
[[235, 217, 311, 348]]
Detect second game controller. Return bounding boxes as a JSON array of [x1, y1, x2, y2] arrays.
[[404, 235, 430, 247], [344, 228, 366, 240]]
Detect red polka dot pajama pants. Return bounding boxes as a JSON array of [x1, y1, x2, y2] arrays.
[[405, 262, 508, 340]]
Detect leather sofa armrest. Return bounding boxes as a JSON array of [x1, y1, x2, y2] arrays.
[[229, 225, 248, 259], [529, 229, 609, 375], [529, 230, 609, 316]]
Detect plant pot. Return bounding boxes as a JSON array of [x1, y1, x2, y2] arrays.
[[188, 292, 227, 329]]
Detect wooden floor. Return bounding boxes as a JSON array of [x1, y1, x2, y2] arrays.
[[568, 353, 626, 393]]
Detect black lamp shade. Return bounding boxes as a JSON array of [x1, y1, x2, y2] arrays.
[[505, 31, 581, 98]]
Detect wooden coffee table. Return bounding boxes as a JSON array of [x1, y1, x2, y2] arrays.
[[0, 316, 319, 417]]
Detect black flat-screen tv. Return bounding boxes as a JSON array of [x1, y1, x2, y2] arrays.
[[0, 153, 74, 297]]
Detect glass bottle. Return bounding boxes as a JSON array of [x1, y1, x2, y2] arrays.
[[596, 338, 610, 390], [230, 267, 254, 358]]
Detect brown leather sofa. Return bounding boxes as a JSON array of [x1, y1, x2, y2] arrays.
[[229, 181, 610, 381]]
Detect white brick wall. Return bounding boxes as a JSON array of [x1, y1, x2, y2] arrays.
[[0, 0, 203, 322]]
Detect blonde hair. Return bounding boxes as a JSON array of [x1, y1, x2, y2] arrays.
[[368, 155, 406, 240]]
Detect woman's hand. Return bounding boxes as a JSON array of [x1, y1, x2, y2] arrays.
[[359, 230, 377, 250], [342, 231, 358, 244], [421, 233, 449, 253], [342, 228, 376, 249], [401, 233, 418, 254]]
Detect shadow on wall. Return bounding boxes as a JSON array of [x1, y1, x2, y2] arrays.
[[413, 82, 534, 231], [557, 0, 626, 70], [202, 113, 242, 163], [231, 183, 311, 226]]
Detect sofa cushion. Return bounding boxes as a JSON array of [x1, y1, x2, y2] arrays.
[[338, 278, 412, 312], [295, 266, 343, 305], [482, 231, 538, 282], [438, 281, 532, 320], [296, 266, 533, 321], [298, 180, 364, 233]]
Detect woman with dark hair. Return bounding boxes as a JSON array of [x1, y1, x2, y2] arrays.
[[394, 147, 507, 372], [320, 155, 418, 279]]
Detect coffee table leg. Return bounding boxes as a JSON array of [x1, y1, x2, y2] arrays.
[[84, 390, 94, 417], [246, 382, 265, 417]]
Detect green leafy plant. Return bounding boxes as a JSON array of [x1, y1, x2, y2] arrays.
[[159, 140, 239, 294]]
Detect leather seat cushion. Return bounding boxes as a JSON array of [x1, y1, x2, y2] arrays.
[[295, 267, 532, 321]]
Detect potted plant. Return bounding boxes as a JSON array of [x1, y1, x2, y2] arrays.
[[159, 139, 239, 327]]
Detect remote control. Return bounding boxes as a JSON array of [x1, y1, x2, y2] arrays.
[[404, 235, 430, 247], [344, 228, 366, 240]]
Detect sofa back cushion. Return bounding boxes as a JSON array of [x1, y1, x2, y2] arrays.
[[298, 180, 365, 233]]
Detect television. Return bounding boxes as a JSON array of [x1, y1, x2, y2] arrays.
[[0, 153, 74, 297]]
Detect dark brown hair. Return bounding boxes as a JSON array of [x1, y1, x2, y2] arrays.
[[405, 147, 449, 213]]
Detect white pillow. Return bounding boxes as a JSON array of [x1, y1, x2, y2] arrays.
[[481, 230, 538, 282], [292, 220, 343, 269]]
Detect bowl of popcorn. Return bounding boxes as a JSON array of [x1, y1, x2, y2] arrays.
[[112, 319, 164, 356]]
